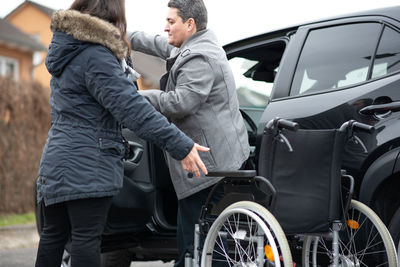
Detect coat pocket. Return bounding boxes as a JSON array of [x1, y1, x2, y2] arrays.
[[98, 137, 124, 157], [189, 130, 216, 169]]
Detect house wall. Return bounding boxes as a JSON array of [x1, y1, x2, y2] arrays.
[[7, 3, 52, 90], [0, 44, 33, 82]]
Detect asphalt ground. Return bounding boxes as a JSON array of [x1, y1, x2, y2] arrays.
[[0, 224, 174, 267], [0, 224, 39, 267], [0, 224, 39, 252]]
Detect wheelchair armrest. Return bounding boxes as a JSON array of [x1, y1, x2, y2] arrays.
[[206, 170, 256, 178]]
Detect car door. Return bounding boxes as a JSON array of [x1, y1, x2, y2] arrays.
[[260, 15, 400, 252], [103, 53, 178, 240], [104, 129, 156, 234], [262, 16, 400, 177], [224, 31, 292, 167]]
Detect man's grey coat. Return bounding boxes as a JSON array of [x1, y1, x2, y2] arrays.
[[129, 30, 250, 199]]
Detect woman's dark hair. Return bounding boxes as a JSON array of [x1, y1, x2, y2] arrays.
[[70, 0, 130, 55]]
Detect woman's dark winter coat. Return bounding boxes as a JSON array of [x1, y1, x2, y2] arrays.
[[37, 10, 193, 206]]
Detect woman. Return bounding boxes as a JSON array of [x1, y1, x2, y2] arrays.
[[35, 0, 208, 266]]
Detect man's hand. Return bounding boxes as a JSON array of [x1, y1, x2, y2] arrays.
[[181, 143, 210, 178]]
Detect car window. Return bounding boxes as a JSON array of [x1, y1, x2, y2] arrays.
[[228, 41, 286, 109], [229, 57, 274, 108], [290, 23, 381, 96], [372, 26, 400, 78]]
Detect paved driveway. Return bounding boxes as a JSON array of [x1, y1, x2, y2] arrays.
[[0, 224, 38, 267], [0, 224, 174, 267]]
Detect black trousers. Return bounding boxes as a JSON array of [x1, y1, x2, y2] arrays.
[[35, 197, 113, 267], [174, 184, 225, 267]]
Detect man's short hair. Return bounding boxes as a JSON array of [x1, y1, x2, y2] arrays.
[[168, 0, 208, 31]]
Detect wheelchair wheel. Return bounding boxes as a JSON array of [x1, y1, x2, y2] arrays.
[[201, 201, 292, 267], [302, 199, 398, 267]]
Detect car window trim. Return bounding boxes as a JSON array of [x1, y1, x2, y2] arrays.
[[270, 69, 400, 103], [271, 16, 400, 101], [369, 23, 400, 80], [226, 37, 290, 60], [367, 23, 385, 80], [289, 21, 383, 97]]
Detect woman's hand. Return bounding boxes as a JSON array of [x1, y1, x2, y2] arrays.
[[181, 143, 210, 178]]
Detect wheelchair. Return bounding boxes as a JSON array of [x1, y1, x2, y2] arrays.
[[185, 118, 398, 267]]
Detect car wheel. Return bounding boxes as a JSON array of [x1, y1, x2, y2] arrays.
[[101, 249, 132, 267], [389, 206, 400, 261]]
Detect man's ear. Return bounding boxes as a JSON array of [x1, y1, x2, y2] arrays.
[[187, 18, 196, 32]]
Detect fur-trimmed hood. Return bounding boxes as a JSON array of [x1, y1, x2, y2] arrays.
[[50, 10, 127, 60]]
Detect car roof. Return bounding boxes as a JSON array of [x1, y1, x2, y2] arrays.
[[224, 6, 400, 50], [345, 6, 400, 21]]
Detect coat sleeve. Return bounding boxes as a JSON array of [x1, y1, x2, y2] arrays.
[[139, 53, 215, 120], [128, 31, 173, 60], [83, 45, 193, 160]]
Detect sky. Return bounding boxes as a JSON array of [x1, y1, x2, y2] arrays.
[[1, 0, 399, 45]]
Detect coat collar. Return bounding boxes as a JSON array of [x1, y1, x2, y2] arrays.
[[179, 29, 214, 50], [50, 10, 127, 60]]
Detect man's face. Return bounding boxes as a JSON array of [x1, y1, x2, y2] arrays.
[[165, 8, 191, 47]]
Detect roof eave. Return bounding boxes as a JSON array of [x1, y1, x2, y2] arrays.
[[5, 0, 55, 19], [0, 37, 46, 52]]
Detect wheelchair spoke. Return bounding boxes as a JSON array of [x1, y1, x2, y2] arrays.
[[216, 213, 260, 265], [302, 200, 397, 267], [202, 203, 292, 267]]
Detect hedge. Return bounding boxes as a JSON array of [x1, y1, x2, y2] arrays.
[[0, 77, 50, 214]]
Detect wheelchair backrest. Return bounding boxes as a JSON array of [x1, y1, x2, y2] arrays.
[[258, 127, 346, 234]]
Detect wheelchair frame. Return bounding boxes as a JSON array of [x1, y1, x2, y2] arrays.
[[185, 118, 398, 267]]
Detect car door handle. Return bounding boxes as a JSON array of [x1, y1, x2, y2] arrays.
[[126, 141, 144, 164], [359, 101, 400, 119], [123, 141, 144, 175]]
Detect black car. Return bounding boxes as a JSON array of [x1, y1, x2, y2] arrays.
[[36, 5, 400, 266]]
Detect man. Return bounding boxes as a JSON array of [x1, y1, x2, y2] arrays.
[[128, 0, 250, 266]]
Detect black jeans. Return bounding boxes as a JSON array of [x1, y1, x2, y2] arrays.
[[174, 184, 225, 267], [35, 197, 113, 267]]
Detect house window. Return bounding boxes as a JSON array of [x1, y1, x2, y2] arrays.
[[0, 56, 19, 81]]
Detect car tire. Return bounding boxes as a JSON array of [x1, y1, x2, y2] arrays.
[[101, 249, 132, 267]]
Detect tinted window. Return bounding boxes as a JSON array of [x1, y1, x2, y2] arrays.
[[290, 23, 381, 96], [229, 41, 286, 108], [230, 57, 274, 108], [372, 26, 400, 78]]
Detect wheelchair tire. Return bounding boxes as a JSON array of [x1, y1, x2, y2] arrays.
[[302, 199, 398, 267], [201, 201, 292, 267]]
